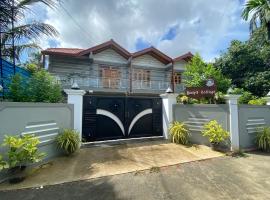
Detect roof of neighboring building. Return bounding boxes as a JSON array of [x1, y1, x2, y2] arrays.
[[42, 40, 192, 63], [132, 46, 172, 64], [173, 52, 193, 62]]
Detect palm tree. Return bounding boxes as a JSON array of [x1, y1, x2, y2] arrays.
[[0, 0, 58, 60], [242, 0, 270, 40]]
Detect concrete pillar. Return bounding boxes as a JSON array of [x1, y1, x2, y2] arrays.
[[160, 93, 178, 139], [64, 89, 86, 141], [225, 94, 241, 151], [265, 91, 270, 105]]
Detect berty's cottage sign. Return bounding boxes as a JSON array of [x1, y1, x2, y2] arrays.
[[186, 79, 216, 99]]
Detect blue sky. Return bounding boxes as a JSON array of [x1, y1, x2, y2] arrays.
[[23, 0, 249, 62]]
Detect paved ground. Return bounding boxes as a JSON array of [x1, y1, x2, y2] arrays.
[[0, 152, 270, 200], [0, 140, 222, 190]]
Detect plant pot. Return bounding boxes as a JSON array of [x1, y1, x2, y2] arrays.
[[8, 166, 27, 184]]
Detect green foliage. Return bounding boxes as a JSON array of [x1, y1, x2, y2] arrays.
[[202, 120, 229, 144], [28, 70, 63, 103], [248, 98, 267, 105], [169, 121, 190, 145], [214, 92, 226, 104], [56, 129, 80, 155], [214, 28, 270, 97], [255, 127, 270, 151], [177, 93, 199, 104], [2, 135, 45, 168], [0, 155, 9, 171], [8, 74, 28, 102], [8, 70, 63, 103], [242, 0, 270, 40], [183, 53, 231, 93], [25, 63, 39, 74], [227, 88, 256, 104]]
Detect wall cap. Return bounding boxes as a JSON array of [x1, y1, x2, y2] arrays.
[[160, 93, 178, 99], [64, 89, 86, 96], [224, 94, 241, 100]]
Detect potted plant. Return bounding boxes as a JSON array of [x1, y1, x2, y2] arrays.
[[56, 129, 80, 156], [202, 120, 229, 151], [169, 121, 191, 145], [2, 134, 45, 183]]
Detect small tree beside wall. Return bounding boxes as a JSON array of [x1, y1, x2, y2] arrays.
[[7, 70, 63, 103]]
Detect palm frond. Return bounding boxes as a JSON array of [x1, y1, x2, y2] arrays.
[[2, 22, 59, 44], [17, 0, 59, 9]]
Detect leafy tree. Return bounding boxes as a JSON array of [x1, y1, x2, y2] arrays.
[[242, 0, 270, 40], [0, 0, 58, 60], [214, 28, 270, 96], [28, 70, 63, 103], [8, 70, 63, 103], [183, 54, 231, 93], [8, 74, 29, 102], [23, 52, 43, 73]]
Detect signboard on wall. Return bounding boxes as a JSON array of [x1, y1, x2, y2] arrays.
[[186, 79, 216, 99]]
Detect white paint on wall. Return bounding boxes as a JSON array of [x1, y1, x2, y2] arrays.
[[96, 109, 125, 135], [128, 108, 152, 134]]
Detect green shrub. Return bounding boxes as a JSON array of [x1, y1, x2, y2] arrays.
[[255, 127, 270, 151], [169, 121, 190, 145], [0, 155, 9, 171], [214, 92, 226, 104], [56, 129, 80, 155], [8, 74, 29, 102], [2, 135, 45, 168], [228, 88, 255, 104], [248, 98, 267, 105], [202, 120, 229, 144], [25, 63, 39, 74], [8, 70, 63, 103]]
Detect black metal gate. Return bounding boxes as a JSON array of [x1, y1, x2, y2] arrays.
[[82, 95, 162, 141]]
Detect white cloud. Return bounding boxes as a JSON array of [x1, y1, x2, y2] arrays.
[[36, 0, 248, 60]]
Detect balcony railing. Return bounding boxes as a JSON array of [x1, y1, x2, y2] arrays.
[[56, 76, 185, 93]]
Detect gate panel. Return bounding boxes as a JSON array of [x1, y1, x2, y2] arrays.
[[82, 95, 163, 142]]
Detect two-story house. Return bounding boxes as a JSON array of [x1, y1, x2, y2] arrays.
[[41, 39, 193, 96], [41, 40, 193, 141]]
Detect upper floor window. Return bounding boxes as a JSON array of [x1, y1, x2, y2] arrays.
[[133, 69, 151, 87], [173, 72, 181, 84], [99, 66, 121, 89]]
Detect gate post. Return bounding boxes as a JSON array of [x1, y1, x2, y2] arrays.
[[160, 93, 178, 139], [225, 94, 241, 151], [265, 91, 270, 105], [64, 89, 86, 142]]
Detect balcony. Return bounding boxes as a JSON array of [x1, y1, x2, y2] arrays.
[[56, 75, 185, 94]]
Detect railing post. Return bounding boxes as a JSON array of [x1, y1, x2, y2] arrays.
[[225, 94, 241, 151], [160, 93, 178, 139], [64, 89, 86, 143]]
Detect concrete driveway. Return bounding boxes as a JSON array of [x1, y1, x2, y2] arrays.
[[0, 140, 222, 190], [0, 152, 270, 200]]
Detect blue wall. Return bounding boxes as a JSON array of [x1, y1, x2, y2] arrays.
[[0, 59, 30, 96]]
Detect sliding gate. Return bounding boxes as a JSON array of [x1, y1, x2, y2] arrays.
[[82, 95, 162, 142]]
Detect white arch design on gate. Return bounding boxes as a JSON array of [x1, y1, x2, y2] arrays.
[[96, 109, 125, 135], [128, 108, 153, 135]]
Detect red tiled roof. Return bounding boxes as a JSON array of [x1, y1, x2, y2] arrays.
[[173, 52, 193, 62], [42, 40, 192, 63], [132, 47, 172, 64], [78, 39, 131, 59], [41, 48, 84, 56]]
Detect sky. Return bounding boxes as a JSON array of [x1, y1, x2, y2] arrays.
[[27, 0, 249, 62]]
